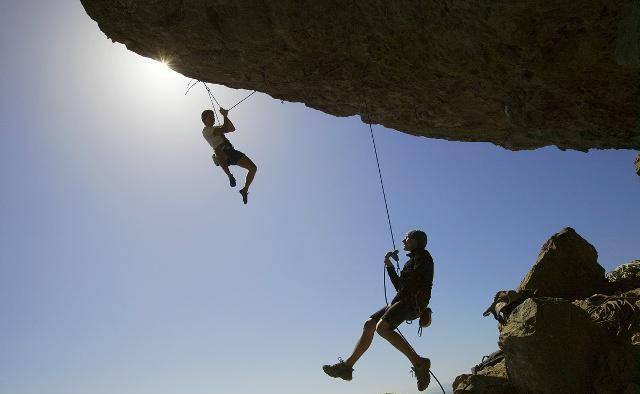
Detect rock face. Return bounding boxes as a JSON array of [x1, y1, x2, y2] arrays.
[[608, 260, 640, 293], [80, 1, 640, 151], [499, 297, 637, 394], [455, 228, 640, 393], [499, 298, 597, 393], [518, 227, 609, 299], [453, 359, 513, 394]]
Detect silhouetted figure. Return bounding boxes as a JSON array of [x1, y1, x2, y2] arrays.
[[323, 230, 434, 391], [201, 108, 257, 204]]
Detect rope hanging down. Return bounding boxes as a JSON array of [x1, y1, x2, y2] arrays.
[[363, 98, 445, 394], [363, 98, 398, 259], [363, 97, 398, 306]]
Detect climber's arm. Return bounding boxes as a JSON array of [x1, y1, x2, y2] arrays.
[[384, 251, 401, 291], [219, 108, 236, 133]]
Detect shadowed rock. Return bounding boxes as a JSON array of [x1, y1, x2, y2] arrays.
[[453, 359, 514, 394], [608, 260, 640, 293], [79, 1, 640, 151], [456, 228, 640, 393], [498, 298, 596, 393], [518, 227, 609, 299], [499, 297, 637, 394]]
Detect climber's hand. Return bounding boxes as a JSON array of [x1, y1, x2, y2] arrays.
[[384, 250, 399, 267]]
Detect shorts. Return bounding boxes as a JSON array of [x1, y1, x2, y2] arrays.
[[216, 143, 246, 166], [370, 299, 420, 330]]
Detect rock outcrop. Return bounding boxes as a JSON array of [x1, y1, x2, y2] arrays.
[[453, 358, 513, 394], [80, 1, 640, 151], [499, 298, 600, 393], [608, 260, 640, 293], [455, 228, 640, 393], [518, 227, 609, 299]]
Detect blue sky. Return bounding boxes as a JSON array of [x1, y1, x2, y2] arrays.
[[1, 2, 639, 394]]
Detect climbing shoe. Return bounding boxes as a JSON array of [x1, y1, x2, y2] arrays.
[[322, 358, 353, 381], [411, 357, 431, 391], [239, 189, 248, 204], [228, 175, 236, 188]]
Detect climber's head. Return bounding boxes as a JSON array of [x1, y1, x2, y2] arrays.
[[402, 230, 428, 252], [201, 109, 215, 126]]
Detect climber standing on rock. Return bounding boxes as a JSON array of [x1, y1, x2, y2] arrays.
[[322, 230, 435, 391], [201, 107, 257, 204]]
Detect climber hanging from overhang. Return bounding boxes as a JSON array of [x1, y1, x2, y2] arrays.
[[322, 230, 435, 392], [192, 81, 258, 204], [201, 106, 257, 204]]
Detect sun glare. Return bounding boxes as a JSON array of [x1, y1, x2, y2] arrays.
[[156, 58, 172, 71], [141, 56, 178, 82]]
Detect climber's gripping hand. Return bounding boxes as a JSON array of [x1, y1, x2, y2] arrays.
[[384, 250, 399, 267]]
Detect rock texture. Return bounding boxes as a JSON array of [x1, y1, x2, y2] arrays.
[[455, 228, 640, 393], [499, 298, 597, 393], [608, 260, 640, 293], [518, 227, 609, 299], [453, 359, 514, 394], [80, 1, 640, 151]]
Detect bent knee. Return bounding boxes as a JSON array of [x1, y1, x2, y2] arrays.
[[245, 160, 257, 172], [363, 318, 377, 333], [375, 319, 391, 335]]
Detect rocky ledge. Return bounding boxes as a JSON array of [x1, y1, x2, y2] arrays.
[[81, 1, 640, 151], [454, 228, 640, 393]]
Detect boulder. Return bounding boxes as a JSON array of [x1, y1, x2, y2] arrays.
[[592, 338, 638, 394], [499, 298, 596, 393], [500, 297, 637, 393], [518, 227, 609, 299], [632, 342, 640, 391], [453, 360, 515, 394], [574, 289, 640, 338], [608, 260, 640, 293]]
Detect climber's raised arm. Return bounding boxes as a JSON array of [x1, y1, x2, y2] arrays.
[[218, 108, 235, 133]]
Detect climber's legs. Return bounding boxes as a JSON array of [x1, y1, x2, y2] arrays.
[[344, 317, 379, 367], [375, 319, 423, 367], [236, 155, 257, 192]]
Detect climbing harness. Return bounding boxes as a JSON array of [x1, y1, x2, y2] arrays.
[[363, 97, 445, 394]]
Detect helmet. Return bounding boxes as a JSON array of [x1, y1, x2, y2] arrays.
[[407, 230, 428, 249]]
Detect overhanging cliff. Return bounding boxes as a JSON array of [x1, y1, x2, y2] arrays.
[[81, 0, 640, 151]]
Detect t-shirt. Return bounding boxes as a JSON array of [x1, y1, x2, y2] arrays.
[[202, 126, 227, 149]]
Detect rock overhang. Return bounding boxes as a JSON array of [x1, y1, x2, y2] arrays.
[[81, 0, 640, 151]]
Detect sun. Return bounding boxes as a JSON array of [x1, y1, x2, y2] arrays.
[[153, 57, 173, 71], [141, 56, 178, 80]]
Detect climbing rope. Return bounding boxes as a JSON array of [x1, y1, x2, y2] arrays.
[[185, 79, 257, 124], [430, 370, 446, 393], [363, 96, 398, 307], [363, 96, 445, 394], [229, 90, 257, 111], [364, 97, 397, 254]]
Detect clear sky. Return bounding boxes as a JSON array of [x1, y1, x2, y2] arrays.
[[1, 2, 639, 394]]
